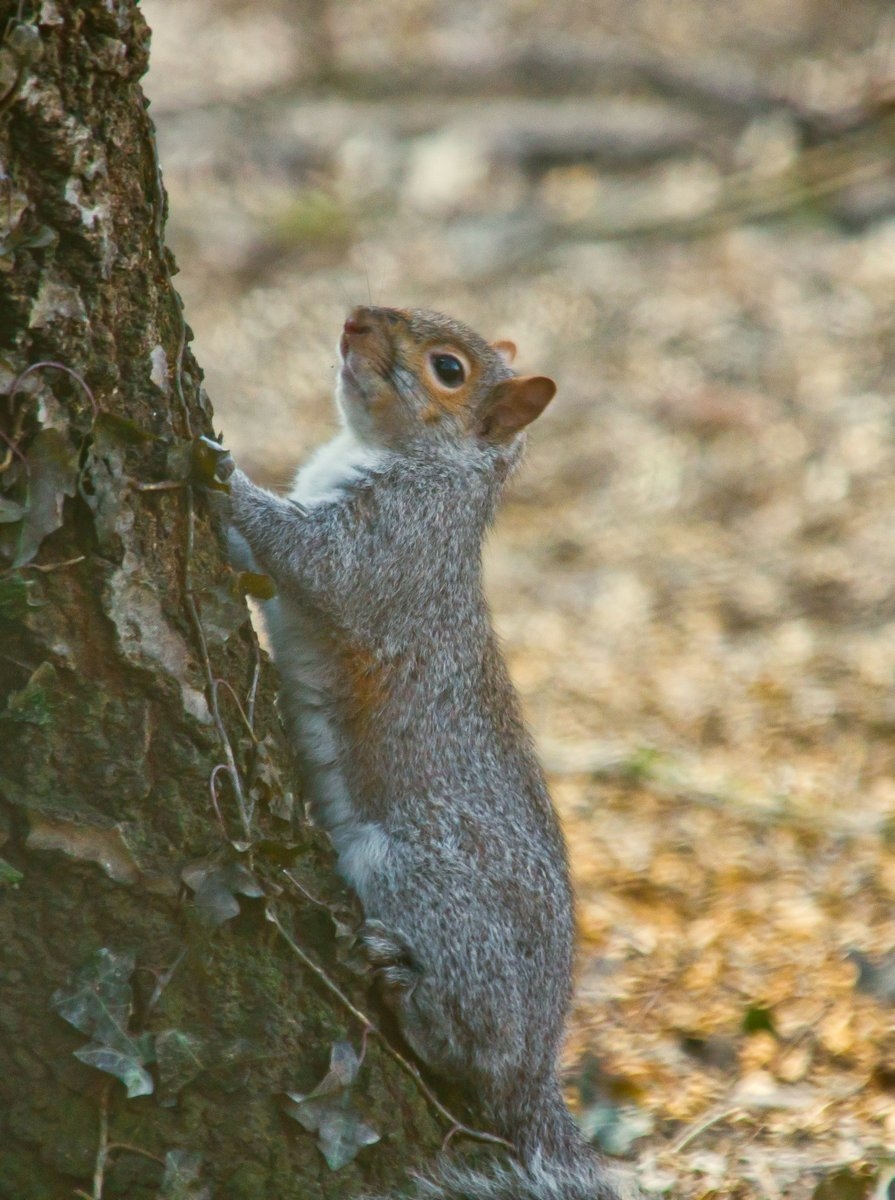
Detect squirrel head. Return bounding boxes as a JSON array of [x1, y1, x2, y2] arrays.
[[336, 305, 556, 456]]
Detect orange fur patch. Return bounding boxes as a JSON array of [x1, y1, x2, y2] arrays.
[[338, 643, 394, 731]]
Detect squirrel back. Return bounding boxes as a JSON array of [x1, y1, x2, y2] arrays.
[[224, 306, 640, 1200]]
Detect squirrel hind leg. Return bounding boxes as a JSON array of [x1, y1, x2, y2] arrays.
[[360, 921, 470, 1080]]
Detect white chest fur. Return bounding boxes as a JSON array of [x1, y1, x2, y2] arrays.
[[264, 430, 392, 899], [287, 428, 388, 508]]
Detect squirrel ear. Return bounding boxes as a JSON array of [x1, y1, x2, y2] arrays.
[[478, 375, 556, 440], [491, 340, 517, 365]]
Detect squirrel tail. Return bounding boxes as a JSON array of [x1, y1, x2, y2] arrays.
[[364, 1083, 641, 1200], [395, 1152, 640, 1200]]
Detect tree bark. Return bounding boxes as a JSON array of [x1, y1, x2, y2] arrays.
[[0, 4, 441, 1197]]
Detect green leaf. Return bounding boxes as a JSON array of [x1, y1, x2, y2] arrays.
[[155, 1029, 205, 1106], [284, 1041, 379, 1171], [191, 436, 232, 492], [316, 1103, 381, 1171], [74, 1043, 154, 1098], [190, 873, 240, 926], [53, 948, 155, 1097], [51, 947, 139, 1055], [812, 1166, 876, 1200], [0, 574, 35, 624], [0, 497, 24, 523], [12, 428, 79, 567], [3, 661, 56, 726], [158, 1149, 208, 1200], [333, 917, 370, 976], [181, 858, 263, 926], [93, 412, 154, 446], [0, 857, 23, 886], [18, 224, 57, 252], [742, 1003, 776, 1035], [577, 1100, 654, 1157]]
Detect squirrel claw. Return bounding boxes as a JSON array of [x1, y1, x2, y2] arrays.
[[192, 435, 235, 492], [359, 919, 421, 991]]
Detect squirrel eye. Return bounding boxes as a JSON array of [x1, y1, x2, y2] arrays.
[[431, 353, 465, 388]]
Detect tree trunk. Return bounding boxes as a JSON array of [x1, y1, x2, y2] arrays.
[[0, 4, 442, 1196]]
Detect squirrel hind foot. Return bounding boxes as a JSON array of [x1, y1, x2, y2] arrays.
[[360, 919, 423, 991]]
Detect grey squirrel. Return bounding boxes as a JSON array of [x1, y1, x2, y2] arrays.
[[213, 306, 639, 1200]]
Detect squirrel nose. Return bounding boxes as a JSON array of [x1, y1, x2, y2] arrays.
[[344, 311, 372, 336]]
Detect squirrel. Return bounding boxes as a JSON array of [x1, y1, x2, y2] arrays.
[[213, 306, 639, 1200]]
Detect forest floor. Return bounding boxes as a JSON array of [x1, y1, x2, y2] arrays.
[[143, 2, 895, 1196]]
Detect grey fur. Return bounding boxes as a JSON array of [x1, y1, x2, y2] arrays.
[[223, 307, 637, 1199]]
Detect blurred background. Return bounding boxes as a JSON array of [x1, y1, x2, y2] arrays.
[[142, 3, 895, 1196]]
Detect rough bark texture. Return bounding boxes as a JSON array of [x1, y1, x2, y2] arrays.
[[0, 4, 441, 1197]]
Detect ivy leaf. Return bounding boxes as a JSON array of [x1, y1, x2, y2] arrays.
[[157, 1149, 209, 1200], [182, 862, 240, 926], [251, 736, 293, 821], [12, 427, 79, 567], [155, 1029, 205, 1106], [51, 947, 137, 1052], [93, 411, 154, 446], [80, 410, 147, 556], [181, 858, 264, 926], [315, 1104, 381, 1171], [0, 857, 23, 887], [74, 1043, 154, 1098], [333, 917, 370, 976], [52, 948, 155, 1097], [284, 1041, 380, 1171], [195, 582, 249, 646], [577, 1100, 654, 1157], [191, 436, 232, 492], [2, 661, 56, 726], [0, 497, 24, 523], [0, 574, 37, 624]]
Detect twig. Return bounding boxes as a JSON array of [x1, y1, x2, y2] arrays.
[[90, 1083, 111, 1200], [105, 1143, 165, 1165], [282, 869, 340, 913], [670, 1105, 746, 1153], [132, 480, 185, 492], [265, 903, 379, 1032], [187, 509, 253, 840], [21, 555, 85, 572], [209, 762, 239, 841], [0, 424, 27, 468], [213, 678, 259, 745], [6, 360, 97, 416], [265, 903, 514, 1152], [146, 122, 190, 441], [144, 946, 188, 1017], [146, 115, 254, 842], [246, 625, 262, 730]]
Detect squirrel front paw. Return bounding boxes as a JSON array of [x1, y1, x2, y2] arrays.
[[191, 435, 235, 492], [359, 919, 422, 993]]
